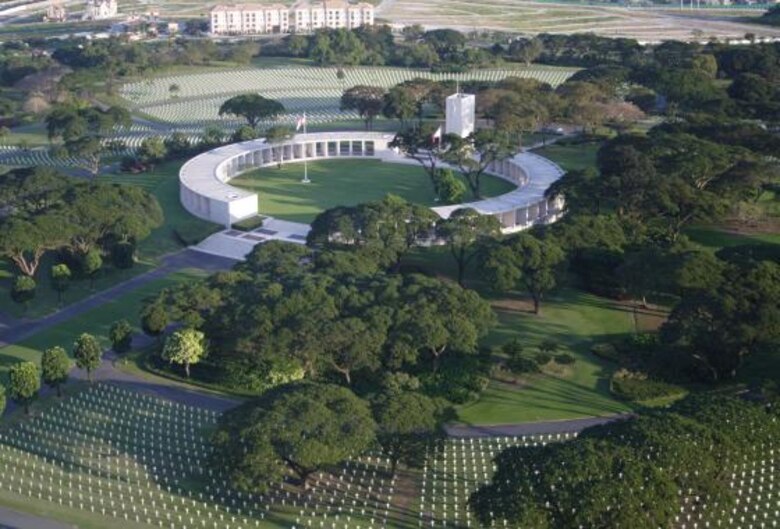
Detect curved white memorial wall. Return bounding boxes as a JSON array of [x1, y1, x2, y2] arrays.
[[179, 131, 565, 233]]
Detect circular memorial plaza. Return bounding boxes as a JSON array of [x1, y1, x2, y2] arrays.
[[178, 131, 566, 258]]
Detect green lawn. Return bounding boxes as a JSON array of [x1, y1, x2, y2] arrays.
[[99, 161, 221, 259], [532, 141, 601, 172], [231, 159, 516, 223], [403, 246, 635, 425], [0, 162, 219, 319], [0, 269, 206, 384], [685, 226, 780, 249], [457, 289, 635, 424]]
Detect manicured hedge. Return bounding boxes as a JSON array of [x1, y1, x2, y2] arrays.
[[232, 216, 265, 232]]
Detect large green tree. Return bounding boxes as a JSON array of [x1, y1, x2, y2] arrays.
[[481, 233, 565, 315], [211, 383, 376, 490], [436, 207, 501, 286], [373, 390, 446, 474], [218, 94, 285, 128], [162, 328, 206, 378], [41, 346, 71, 397], [308, 195, 437, 270], [45, 101, 131, 178], [470, 395, 778, 528], [340, 85, 386, 130], [73, 333, 102, 382], [661, 260, 780, 381], [443, 129, 516, 199], [8, 361, 40, 414], [390, 274, 494, 371]]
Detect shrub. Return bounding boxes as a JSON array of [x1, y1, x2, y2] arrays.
[[501, 338, 523, 358], [610, 369, 685, 402], [507, 355, 540, 374], [591, 342, 621, 362], [534, 352, 552, 365], [11, 276, 36, 308], [111, 242, 135, 269], [538, 339, 559, 354], [421, 355, 490, 404], [555, 353, 576, 365], [232, 216, 265, 232], [109, 319, 133, 353]]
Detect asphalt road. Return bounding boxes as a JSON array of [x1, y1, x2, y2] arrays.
[[0, 249, 237, 349], [0, 506, 74, 529]]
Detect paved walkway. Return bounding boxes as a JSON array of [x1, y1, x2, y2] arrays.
[[0, 250, 237, 348], [446, 413, 633, 438], [0, 506, 73, 529]]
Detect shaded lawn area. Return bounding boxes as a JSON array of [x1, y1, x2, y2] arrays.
[[0, 257, 154, 320], [231, 159, 516, 224], [532, 141, 601, 172], [685, 225, 780, 250], [403, 246, 638, 425], [98, 161, 221, 259], [0, 269, 207, 384], [457, 289, 636, 425], [0, 162, 219, 319]]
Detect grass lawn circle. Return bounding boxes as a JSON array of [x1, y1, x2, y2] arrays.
[[230, 159, 517, 224]]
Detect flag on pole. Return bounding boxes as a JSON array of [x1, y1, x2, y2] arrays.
[[296, 113, 307, 132], [432, 126, 442, 144]]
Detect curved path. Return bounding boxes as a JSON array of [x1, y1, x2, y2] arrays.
[[446, 413, 632, 438]]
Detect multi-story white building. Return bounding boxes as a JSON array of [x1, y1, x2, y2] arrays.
[[210, 1, 374, 35], [82, 0, 118, 20]]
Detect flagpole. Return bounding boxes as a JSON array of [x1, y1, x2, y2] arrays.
[[301, 111, 310, 184]]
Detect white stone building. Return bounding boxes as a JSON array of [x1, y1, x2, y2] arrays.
[[445, 92, 476, 138], [210, 0, 374, 35], [82, 0, 118, 21]]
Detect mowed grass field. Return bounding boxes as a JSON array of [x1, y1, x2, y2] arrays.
[[459, 289, 641, 424], [0, 161, 219, 319], [0, 269, 208, 385], [401, 246, 662, 425], [231, 159, 516, 223]]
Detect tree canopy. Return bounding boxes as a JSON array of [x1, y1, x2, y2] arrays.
[[218, 94, 285, 128], [470, 394, 779, 529], [211, 383, 376, 490]]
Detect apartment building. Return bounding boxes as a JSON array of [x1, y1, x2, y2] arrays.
[[210, 0, 374, 35]]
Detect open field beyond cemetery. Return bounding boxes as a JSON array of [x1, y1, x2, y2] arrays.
[[377, 0, 780, 40], [3, 0, 779, 41]]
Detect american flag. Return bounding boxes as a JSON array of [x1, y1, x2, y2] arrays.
[[295, 113, 307, 132]]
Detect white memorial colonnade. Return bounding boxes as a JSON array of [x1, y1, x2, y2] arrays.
[[179, 131, 566, 234]]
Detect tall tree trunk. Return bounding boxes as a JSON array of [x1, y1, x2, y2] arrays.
[[185, 361, 190, 378], [532, 295, 541, 315]]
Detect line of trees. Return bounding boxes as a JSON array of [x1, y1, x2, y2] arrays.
[[0, 333, 104, 416], [0, 167, 163, 311]]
